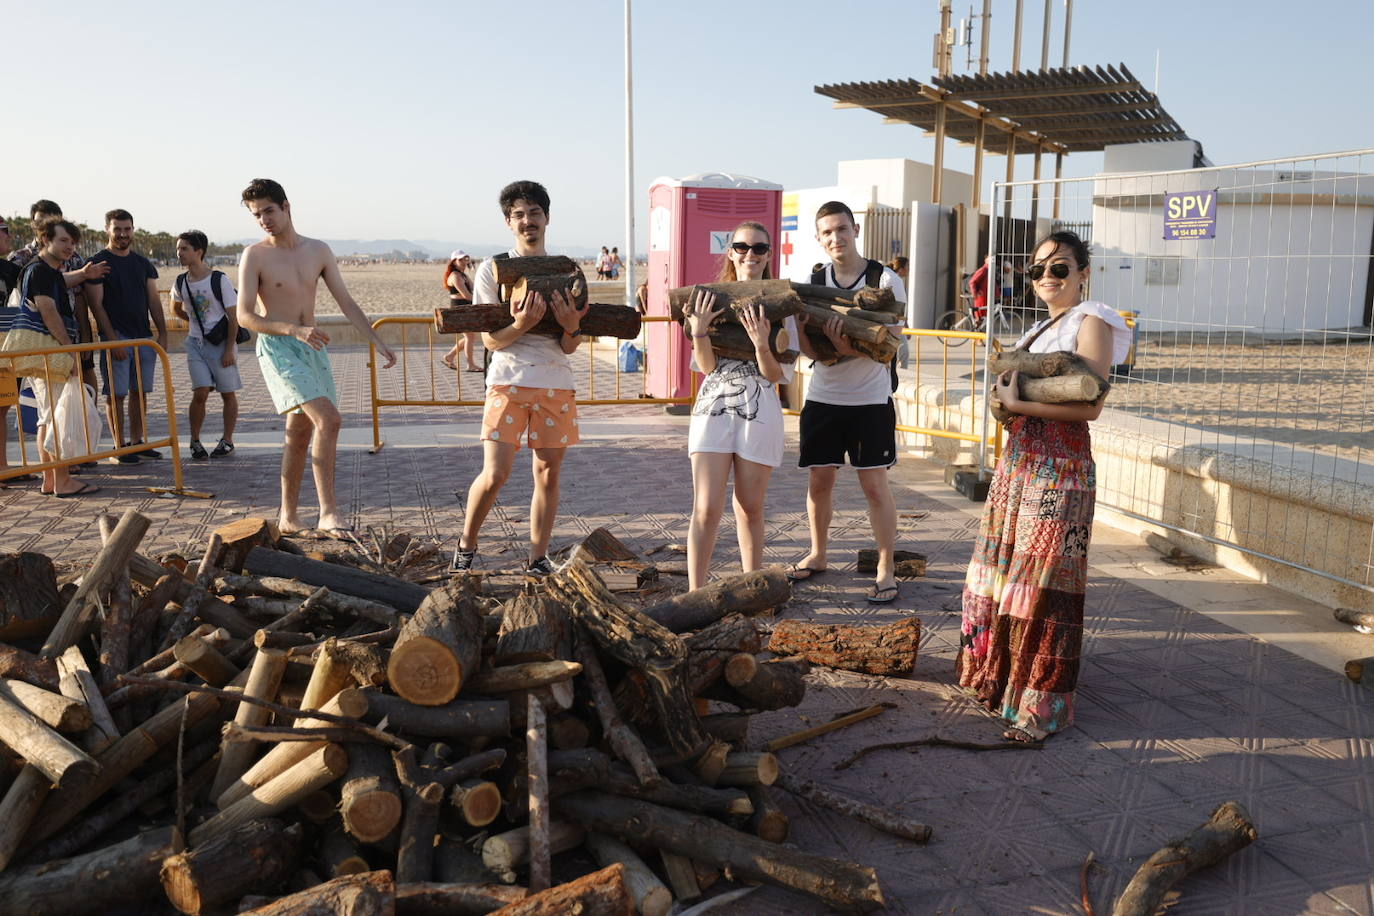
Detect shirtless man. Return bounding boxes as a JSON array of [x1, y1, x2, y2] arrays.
[[235, 178, 396, 537]]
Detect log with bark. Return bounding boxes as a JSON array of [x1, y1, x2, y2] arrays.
[[723, 655, 807, 711], [485, 862, 632, 916], [1111, 801, 1258, 916], [494, 590, 569, 665], [220, 574, 400, 627], [1335, 607, 1374, 632], [0, 677, 92, 732], [0, 644, 59, 693], [361, 691, 511, 738], [193, 744, 350, 845], [160, 818, 300, 915], [245, 547, 430, 612], [340, 741, 403, 844], [768, 617, 920, 676], [640, 567, 791, 633], [1346, 656, 1374, 684], [775, 770, 931, 843], [748, 785, 790, 843], [0, 826, 178, 916], [698, 321, 797, 364], [209, 645, 289, 801], [435, 304, 641, 340], [856, 548, 927, 578], [574, 634, 659, 787], [317, 825, 370, 877], [40, 509, 150, 657], [0, 554, 61, 642], [558, 791, 885, 913], [388, 581, 484, 706], [585, 832, 671, 916], [668, 279, 797, 322], [0, 689, 97, 786], [395, 881, 529, 915], [480, 819, 585, 873], [237, 869, 394, 916], [210, 517, 279, 573]]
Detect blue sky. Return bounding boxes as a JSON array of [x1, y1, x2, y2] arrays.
[[6, 0, 1368, 251]]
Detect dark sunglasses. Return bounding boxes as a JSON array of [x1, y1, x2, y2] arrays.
[[730, 242, 770, 256], [1026, 262, 1072, 281]]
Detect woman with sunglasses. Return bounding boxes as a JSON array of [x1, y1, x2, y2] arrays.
[[958, 230, 1131, 744], [682, 221, 798, 591]]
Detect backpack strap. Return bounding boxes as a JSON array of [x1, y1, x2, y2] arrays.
[[209, 270, 225, 307], [863, 259, 885, 288], [179, 271, 213, 338], [809, 265, 826, 285], [1016, 307, 1073, 352]]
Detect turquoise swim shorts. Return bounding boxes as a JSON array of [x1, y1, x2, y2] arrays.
[[256, 333, 338, 415]]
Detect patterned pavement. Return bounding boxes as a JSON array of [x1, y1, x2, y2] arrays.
[[2, 347, 1372, 915]]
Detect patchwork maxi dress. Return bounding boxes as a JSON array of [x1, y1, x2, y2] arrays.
[[957, 301, 1131, 735]]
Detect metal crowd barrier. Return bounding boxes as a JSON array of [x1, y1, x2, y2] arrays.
[[367, 315, 696, 453], [0, 338, 211, 498]]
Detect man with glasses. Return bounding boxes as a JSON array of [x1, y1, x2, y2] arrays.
[[84, 209, 166, 463], [450, 180, 587, 577], [790, 200, 907, 605]]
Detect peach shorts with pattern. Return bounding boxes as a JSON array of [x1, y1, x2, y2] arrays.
[[481, 385, 580, 450]]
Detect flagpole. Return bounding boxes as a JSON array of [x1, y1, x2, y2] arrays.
[[623, 0, 637, 309]]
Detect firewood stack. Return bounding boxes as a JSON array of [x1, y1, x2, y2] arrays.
[[434, 255, 643, 341], [987, 347, 1110, 424], [668, 278, 905, 366], [0, 517, 899, 914]]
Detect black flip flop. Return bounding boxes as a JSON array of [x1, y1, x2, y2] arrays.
[[55, 482, 102, 499], [786, 565, 828, 583], [866, 584, 899, 604]]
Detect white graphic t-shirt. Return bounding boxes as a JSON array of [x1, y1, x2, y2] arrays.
[[172, 272, 238, 342]]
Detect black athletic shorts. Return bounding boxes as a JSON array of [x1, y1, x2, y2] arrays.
[[798, 400, 897, 470]]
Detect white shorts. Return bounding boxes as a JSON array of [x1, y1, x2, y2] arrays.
[[186, 337, 243, 393]]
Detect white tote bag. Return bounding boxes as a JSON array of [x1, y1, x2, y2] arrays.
[[41, 375, 104, 460]]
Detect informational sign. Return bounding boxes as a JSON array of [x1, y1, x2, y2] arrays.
[[1163, 189, 1217, 240], [708, 229, 733, 255], [781, 192, 799, 232]]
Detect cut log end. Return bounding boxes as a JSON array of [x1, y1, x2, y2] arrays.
[[386, 636, 465, 706]]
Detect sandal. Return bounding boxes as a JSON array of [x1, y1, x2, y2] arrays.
[[785, 565, 827, 583], [55, 482, 102, 499], [1003, 725, 1048, 744], [866, 583, 900, 604]]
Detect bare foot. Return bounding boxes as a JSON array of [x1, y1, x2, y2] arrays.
[[278, 515, 307, 536], [442, 347, 460, 370], [318, 512, 351, 534], [1003, 725, 1048, 744]]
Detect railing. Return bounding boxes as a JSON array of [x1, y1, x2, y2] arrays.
[[367, 315, 696, 452], [0, 339, 210, 498]]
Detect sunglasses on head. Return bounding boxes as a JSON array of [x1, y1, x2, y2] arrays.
[[730, 242, 770, 256], [1026, 262, 1073, 281]]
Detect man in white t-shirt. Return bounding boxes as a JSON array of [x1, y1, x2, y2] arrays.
[[452, 180, 587, 576], [170, 230, 242, 461], [791, 201, 907, 604]]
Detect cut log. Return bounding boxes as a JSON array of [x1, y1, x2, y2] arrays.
[[701, 321, 796, 364], [450, 778, 502, 827], [481, 820, 584, 872], [40, 509, 150, 657], [465, 661, 581, 695], [143, 574, 259, 640], [658, 851, 700, 902], [604, 763, 751, 818], [774, 770, 931, 843], [237, 869, 394, 916], [1346, 656, 1374, 684], [362, 691, 510, 738], [544, 562, 707, 760], [856, 548, 927, 578], [748, 785, 790, 843], [705, 750, 778, 788], [0, 826, 178, 916], [0, 553, 61, 642], [161, 818, 300, 916], [1335, 607, 1374, 631], [684, 615, 763, 694], [768, 617, 920, 676], [318, 824, 370, 877], [396, 779, 445, 884], [1111, 801, 1258, 916], [792, 281, 902, 315], [298, 637, 358, 713], [0, 689, 96, 786], [435, 303, 641, 340], [212, 517, 278, 573], [525, 693, 550, 892], [797, 303, 894, 346], [560, 791, 885, 913], [492, 254, 579, 287], [0, 644, 59, 694], [1021, 373, 1106, 403], [193, 744, 350, 845], [574, 635, 659, 786], [485, 863, 632, 916], [510, 270, 589, 310], [0, 677, 91, 732], [172, 633, 239, 685], [700, 712, 750, 744], [640, 568, 790, 633], [341, 742, 403, 844], [245, 546, 430, 612], [723, 656, 807, 711], [217, 687, 367, 809], [586, 833, 670, 916], [990, 347, 1105, 379], [210, 645, 289, 801], [668, 278, 795, 321], [397, 881, 528, 914], [0, 765, 50, 871], [388, 581, 484, 706], [220, 574, 400, 627], [55, 646, 118, 751], [494, 592, 569, 665]]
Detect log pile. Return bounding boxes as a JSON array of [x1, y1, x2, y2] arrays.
[[988, 347, 1110, 423], [0, 519, 905, 914], [434, 255, 642, 340], [669, 278, 904, 365]]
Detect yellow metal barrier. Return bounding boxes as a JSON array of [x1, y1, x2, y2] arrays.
[[367, 315, 697, 453], [0, 339, 211, 498]]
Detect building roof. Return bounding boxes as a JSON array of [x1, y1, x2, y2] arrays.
[[815, 63, 1189, 155]]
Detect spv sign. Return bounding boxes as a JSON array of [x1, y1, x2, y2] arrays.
[[1163, 189, 1217, 240]]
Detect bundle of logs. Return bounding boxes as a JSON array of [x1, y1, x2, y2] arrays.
[[668, 278, 904, 365], [434, 255, 643, 341], [987, 347, 1110, 424], [0, 514, 925, 915]]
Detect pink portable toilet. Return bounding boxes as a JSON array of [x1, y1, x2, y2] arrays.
[[644, 173, 783, 401]]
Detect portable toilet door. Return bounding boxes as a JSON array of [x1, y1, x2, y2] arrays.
[[644, 173, 783, 401]]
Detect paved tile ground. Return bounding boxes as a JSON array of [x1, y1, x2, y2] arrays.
[[3, 347, 1372, 915]]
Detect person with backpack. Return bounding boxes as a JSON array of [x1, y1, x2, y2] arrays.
[[169, 230, 243, 460], [790, 201, 907, 604]]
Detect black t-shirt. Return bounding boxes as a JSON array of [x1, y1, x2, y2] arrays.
[[0, 260, 18, 304], [88, 249, 158, 338], [17, 260, 78, 340]]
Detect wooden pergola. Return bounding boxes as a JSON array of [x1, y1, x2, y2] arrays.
[[815, 63, 1191, 222]]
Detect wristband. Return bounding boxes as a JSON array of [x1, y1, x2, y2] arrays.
[[563, 328, 582, 337], [692, 332, 712, 338]]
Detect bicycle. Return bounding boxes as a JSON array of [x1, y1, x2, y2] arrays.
[[936, 294, 1030, 347]]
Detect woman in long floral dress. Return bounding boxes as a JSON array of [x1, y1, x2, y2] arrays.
[[958, 230, 1132, 742]]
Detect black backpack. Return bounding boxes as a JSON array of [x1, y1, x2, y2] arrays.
[[177, 270, 249, 345], [811, 260, 899, 392]]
